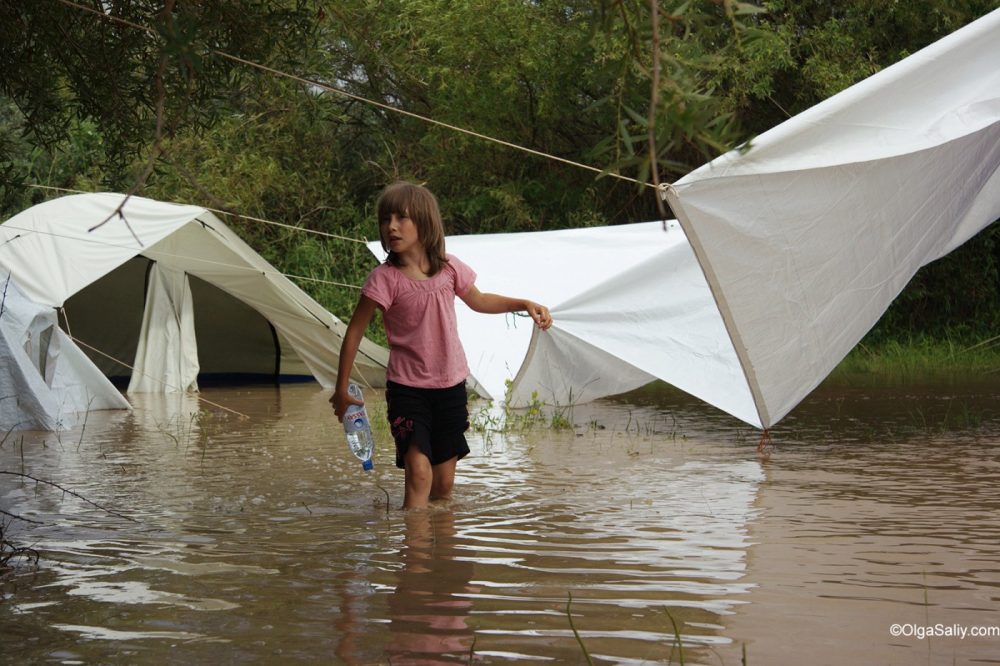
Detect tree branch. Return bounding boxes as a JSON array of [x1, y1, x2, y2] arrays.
[[647, 0, 668, 221], [0, 471, 138, 523]]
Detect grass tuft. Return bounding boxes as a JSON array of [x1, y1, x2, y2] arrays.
[[836, 335, 1000, 378]]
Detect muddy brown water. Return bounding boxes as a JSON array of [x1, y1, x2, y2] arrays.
[[2, 376, 999, 664]]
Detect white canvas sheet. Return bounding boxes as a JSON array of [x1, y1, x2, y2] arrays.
[[370, 221, 761, 427], [666, 7, 1000, 427], [368, 9, 999, 429]]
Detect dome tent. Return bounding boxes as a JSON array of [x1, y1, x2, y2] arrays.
[[0, 192, 387, 430], [0, 273, 130, 431]]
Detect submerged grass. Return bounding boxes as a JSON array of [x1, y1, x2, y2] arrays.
[[562, 595, 742, 665], [566, 592, 594, 666], [468, 336, 999, 443], [663, 608, 686, 666]]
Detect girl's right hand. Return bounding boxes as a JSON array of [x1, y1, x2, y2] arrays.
[[329, 388, 363, 423], [525, 301, 553, 330]]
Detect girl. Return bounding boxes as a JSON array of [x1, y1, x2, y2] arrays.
[[331, 181, 552, 510]]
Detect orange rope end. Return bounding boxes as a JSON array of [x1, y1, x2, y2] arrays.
[[756, 429, 773, 455]]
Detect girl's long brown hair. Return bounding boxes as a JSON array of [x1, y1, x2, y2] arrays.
[[376, 181, 448, 276]]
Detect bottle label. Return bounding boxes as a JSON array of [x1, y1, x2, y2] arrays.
[[346, 415, 368, 432], [344, 383, 369, 433]]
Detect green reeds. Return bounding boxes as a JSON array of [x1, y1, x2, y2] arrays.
[[469, 387, 548, 438], [836, 335, 1000, 378], [563, 595, 721, 666], [663, 607, 686, 666]]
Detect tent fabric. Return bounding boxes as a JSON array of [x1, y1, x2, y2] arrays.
[[1, 275, 130, 431], [0, 193, 388, 410], [665, 7, 1000, 427], [369, 221, 761, 426], [127, 263, 200, 393], [371, 9, 999, 429]]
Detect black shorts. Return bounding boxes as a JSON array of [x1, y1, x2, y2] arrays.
[[385, 380, 471, 469]]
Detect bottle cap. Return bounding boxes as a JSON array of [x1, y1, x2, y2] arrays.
[[362, 458, 374, 471]]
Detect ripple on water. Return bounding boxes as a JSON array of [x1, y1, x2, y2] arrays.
[[2, 382, 1000, 664]]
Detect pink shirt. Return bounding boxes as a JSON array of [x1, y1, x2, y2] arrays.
[[362, 254, 476, 388]]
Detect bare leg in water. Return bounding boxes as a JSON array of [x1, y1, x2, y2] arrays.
[[403, 445, 457, 509]]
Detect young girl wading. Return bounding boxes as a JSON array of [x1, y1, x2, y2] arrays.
[[331, 181, 552, 510]]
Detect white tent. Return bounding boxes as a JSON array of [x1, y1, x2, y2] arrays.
[[1, 274, 130, 431], [0, 192, 387, 428], [387, 8, 1000, 429]]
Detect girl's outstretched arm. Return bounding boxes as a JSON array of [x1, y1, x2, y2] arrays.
[[330, 295, 379, 421], [460, 286, 553, 330]]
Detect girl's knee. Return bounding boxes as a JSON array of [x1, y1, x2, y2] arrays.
[[404, 446, 432, 484], [430, 457, 457, 499], [430, 475, 454, 499]]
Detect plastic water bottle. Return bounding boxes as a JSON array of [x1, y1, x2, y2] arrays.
[[343, 383, 374, 471]]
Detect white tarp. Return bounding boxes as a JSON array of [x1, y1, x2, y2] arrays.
[[1, 275, 130, 431], [666, 7, 1000, 427], [0, 193, 388, 418], [369, 9, 999, 429], [369, 221, 760, 425]]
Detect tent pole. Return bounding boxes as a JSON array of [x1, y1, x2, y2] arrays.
[[666, 189, 771, 429]]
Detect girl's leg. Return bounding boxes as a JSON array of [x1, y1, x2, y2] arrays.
[[403, 444, 433, 510], [430, 456, 458, 501]]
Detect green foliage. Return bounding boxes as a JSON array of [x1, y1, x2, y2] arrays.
[[470, 382, 579, 437], [0, 0, 997, 345], [130, 74, 384, 323], [319, 0, 651, 228], [470, 385, 547, 437], [714, 0, 999, 133], [0, 1, 319, 172]]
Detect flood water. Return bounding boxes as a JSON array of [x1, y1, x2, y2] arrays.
[[2, 375, 999, 665]]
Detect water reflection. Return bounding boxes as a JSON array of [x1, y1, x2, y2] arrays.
[[2, 379, 999, 664], [385, 509, 476, 664]]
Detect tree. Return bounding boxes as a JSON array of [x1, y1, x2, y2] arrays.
[[1, 0, 996, 338], [0, 0, 320, 194]]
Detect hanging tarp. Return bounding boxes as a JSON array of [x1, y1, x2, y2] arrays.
[[665, 7, 1000, 427], [442, 222, 757, 424], [371, 8, 1000, 429]]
